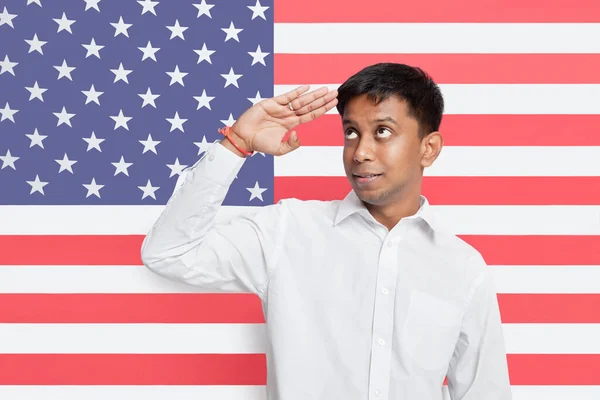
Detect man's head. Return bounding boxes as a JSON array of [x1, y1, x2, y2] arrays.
[[336, 62, 444, 209]]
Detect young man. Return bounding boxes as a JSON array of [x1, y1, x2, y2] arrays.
[[141, 63, 512, 399]]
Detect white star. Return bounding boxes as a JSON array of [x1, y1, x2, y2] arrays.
[[166, 158, 188, 178], [111, 62, 132, 83], [222, 21, 242, 42], [110, 109, 132, 130], [248, 44, 269, 66], [82, 84, 103, 105], [83, 178, 104, 198], [138, 0, 159, 15], [0, 7, 17, 28], [220, 113, 236, 127], [27, 0, 42, 7], [27, 175, 48, 195], [82, 37, 104, 58], [193, 135, 211, 155], [166, 111, 187, 132], [25, 33, 47, 54], [246, 181, 267, 202], [83, 131, 105, 152], [193, 0, 214, 18], [138, 179, 159, 199], [112, 156, 133, 176], [138, 87, 160, 108], [0, 149, 19, 170], [25, 81, 47, 102], [0, 55, 18, 76], [55, 153, 77, 173], [221, 67, 242, 88], [0, 102, 18, 122], [84, 0, 101, 11], [248, 90, 264, 105], [111, 16, 132, 37], [247, 0, 269, 20], [193, 89, 215, 110], [138, 41, 160, 61], [25, 128, 47, 148], [166, 65, 187, 86], [166, 19, 187, 40], [53, 12, 76, 33], [54, 59, 76, 80], [193, 43, 215, 64], [139, 133, 160, 154], [53, 106, 75, 127]]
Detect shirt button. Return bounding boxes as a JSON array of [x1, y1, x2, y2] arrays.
[[381, 288, 389, 295], [386, 241, 394, 248], [375, 389, 382, 396], [208, 154, 215, 161], [378, 338, 385, 346]]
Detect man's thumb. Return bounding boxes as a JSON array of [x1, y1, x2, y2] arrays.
[[278, 130, 300, 156]]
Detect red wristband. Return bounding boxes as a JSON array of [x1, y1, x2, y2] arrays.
[[218, 126, 254, 156]]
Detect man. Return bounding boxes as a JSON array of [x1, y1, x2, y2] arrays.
[[141, 63, 512, 399]]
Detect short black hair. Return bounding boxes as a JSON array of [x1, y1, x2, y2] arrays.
[[336, 63, 444, 139]]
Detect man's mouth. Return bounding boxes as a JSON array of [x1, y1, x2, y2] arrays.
[[353, 173, 382, 185]]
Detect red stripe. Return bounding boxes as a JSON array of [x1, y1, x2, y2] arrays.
[[1, 354, 599, 385], [274, 0, 600, 22], [292, 114, 600, 147], [275, 54, 600, 84], [463, 235, 600, 265], [0, 235, 143, 265], [0, 354, 265, 385], [274, 176, 600, 205], [1, 234, 599, 266], [499, 294, 600, 323], [508, 354, 600, 385], [0, 293, 264, 323], [2, 293, 600, 324]]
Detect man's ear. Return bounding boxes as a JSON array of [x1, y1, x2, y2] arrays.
[[421, 131, 443, 168]]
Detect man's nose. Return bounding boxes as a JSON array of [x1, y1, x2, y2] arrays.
[[353, 138, 375, 163]]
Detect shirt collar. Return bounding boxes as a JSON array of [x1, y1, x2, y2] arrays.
[[334, 190, 440, 231]]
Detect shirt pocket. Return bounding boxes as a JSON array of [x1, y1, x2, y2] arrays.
[[401, 289, 463, 371]]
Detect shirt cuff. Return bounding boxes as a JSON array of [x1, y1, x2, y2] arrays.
[[189, 139, 247, 186]]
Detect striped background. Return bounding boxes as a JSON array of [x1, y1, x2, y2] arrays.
[[2, 0, 600, 399]]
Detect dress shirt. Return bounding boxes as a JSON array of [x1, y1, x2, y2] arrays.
[[141, 140, 513, 400]]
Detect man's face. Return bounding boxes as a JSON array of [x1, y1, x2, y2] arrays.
[[342, 93, 426, 207]]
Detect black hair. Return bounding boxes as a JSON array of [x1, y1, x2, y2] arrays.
[[336, 63, 444, 139]]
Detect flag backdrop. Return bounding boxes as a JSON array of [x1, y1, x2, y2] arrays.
[[1, 0, 600, 399]]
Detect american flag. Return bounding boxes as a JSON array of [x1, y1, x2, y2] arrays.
[[1, 0, 599, 399]]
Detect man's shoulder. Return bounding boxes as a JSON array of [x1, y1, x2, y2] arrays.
[[430, 224, 489, 274], [277, 197, 342, 220]]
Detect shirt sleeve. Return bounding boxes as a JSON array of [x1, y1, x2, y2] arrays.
[[140, 140, 286, 298], [446, 255, 513, 400]]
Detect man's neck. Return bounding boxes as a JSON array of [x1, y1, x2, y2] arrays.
[[365, 194, 422, 232]]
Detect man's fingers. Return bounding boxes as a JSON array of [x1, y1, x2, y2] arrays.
[[273, 85, 310, 105], [298, 97, 338, 124], [293, 90, 338, 116], [288, 86, 330, 111]]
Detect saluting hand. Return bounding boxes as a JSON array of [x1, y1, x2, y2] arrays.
[[229, 85, 338, 156]]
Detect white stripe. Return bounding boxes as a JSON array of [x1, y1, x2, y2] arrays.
[[0, 205, 258, 235], [2, 265, 599, 294], [0, 386, 598, 400], [1, 323, 598, 354], [492, 266, 600, 294], [0, 324, 266, 354], [274, 146, 600, 177], [275, 84, 600, 114], [0, 386, 268, 400], [3, 205, 600, 235], [274, 23, 600, 54]]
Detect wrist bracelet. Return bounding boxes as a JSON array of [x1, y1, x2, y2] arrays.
[[218, 126, 254, 156]]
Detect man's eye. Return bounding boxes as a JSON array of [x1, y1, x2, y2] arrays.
[[377, 128, 392, 138], [345, 130, 358, 139]]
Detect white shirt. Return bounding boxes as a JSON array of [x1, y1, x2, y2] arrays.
[[141, 141, 513, 400]]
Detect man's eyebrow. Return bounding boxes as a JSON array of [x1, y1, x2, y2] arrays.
[[342, 118, 355, 125], [373, 117, 398, 125]]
